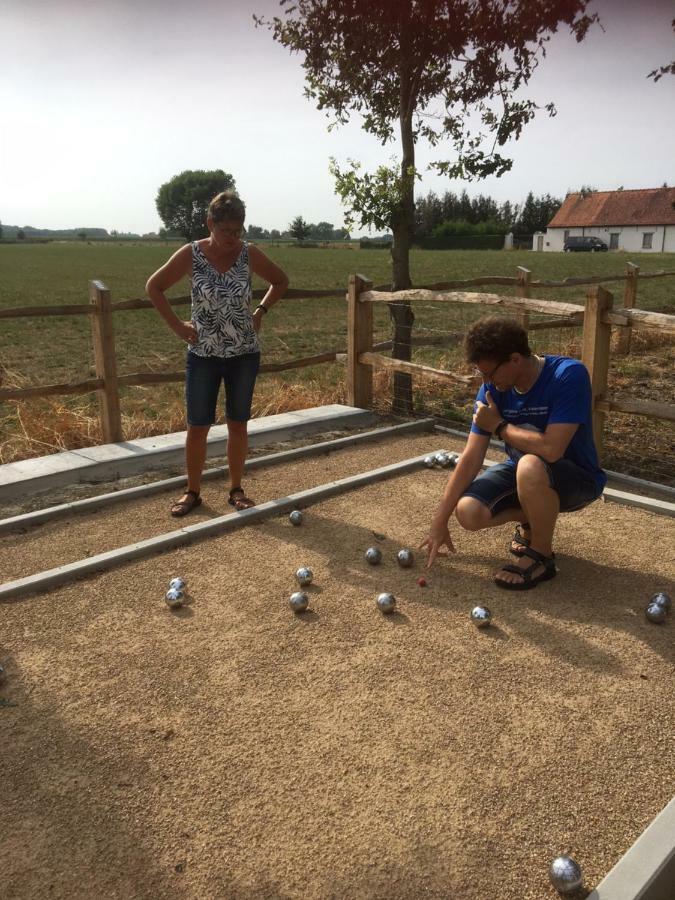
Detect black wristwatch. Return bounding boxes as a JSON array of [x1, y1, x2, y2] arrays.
[[494, 420, 507, 440], [255, 304, 268, 315]]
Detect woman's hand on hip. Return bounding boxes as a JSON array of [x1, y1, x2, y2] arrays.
[[252, 308, 264, 333], [174, 321, 198, 343]]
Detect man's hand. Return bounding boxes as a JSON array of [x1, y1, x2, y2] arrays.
[[174, 321, 198, 343], [419, 519, 456, 569], [473, 391, 502, 433]]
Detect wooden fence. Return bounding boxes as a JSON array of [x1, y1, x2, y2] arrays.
[[346, 271, 675, 457], [1, 264, 674, 455]]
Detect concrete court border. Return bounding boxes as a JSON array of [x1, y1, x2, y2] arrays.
[[2, 450, 673, 896], [587, 796, 675, 900], [0, 452, 437, 602], [0, 419, 435, 535], [0, 404, 378, 504]]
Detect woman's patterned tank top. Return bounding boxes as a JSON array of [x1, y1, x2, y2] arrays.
[[189, 241, 259, 358]]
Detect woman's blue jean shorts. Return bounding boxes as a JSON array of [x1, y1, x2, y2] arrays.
[[185, 350, 260, 426], [462, 458, 601, 516]]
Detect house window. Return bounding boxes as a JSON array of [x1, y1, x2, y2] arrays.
[[609, 233, 619, 250], [642, 232, 654, 249], [564, 230, 570, 242]]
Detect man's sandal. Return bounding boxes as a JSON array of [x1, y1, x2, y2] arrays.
[[509, 523, 531, 556], [170, 489, 202, 518], [228, 487, 256, 511], [509, 524, 555, 560], [494, 546, 557, 591]]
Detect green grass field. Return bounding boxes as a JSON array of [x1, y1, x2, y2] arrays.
[[1, 242, 674, 480]]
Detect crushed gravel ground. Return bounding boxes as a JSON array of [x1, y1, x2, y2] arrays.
[[1, 432, 674, 899]]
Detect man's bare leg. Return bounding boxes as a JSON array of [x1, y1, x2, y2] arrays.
[[455, 497, 525, 532], [495, 455, 559, 585]]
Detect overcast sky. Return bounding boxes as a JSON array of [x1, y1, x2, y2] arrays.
[[1, 0, 673, 234]]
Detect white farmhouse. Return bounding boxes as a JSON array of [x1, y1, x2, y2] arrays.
[[544, 187, 675, 253]]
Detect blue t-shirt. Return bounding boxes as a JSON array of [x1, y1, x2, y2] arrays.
[[470, 355, 606, 494]]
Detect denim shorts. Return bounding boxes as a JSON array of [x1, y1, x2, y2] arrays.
[[185, 350, 260, 425], [463, 458, 601, 516]]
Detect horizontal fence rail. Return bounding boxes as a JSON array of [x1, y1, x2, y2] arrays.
[[346, 273, 675, 461], [2, 264, 674, 452]]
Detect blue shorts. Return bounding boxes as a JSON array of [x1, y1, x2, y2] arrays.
[[463, 458, 601, 516], [185, 350, 260, 426]]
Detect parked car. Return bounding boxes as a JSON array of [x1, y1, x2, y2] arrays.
[[563, 235, 608, 252]]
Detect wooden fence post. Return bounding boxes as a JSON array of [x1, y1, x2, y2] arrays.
[[347, 274, 374, 408], [581, 285, 613, 459], [89, 279, 123, 442], [516, 266, 531, 330], [615, 261, 639, 354]]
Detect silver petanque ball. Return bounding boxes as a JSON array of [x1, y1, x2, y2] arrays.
[[397, 548, 415, 568], [645, 602, 667, 624], [289, 591, 309, 613], [471, 606, 492, 628], [365, 546, 382, 565], [650, 591, 671, 612], [0, 664, 6, 685], [448, 452, 459, 467], [165, 589, 184, 609], [289, 510, 303, 526], [434, 451, 450, 468], [295, 566, 313, 587], [549, 856, 583, 894], [423, 455, 436, 469], [169, 577, 186, 592], [377, 592, 396, 614]]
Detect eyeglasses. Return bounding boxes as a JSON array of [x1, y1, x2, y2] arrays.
[[473, 359, 509, 383], [214, 225, 242, 238]]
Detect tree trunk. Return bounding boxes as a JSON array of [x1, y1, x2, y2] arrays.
[[389, 35, 416, 416]]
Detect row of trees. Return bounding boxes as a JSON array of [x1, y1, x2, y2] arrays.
[[248, 219, 350, 241], [152, 169, 567, 243], [414, 189, 563, 237]]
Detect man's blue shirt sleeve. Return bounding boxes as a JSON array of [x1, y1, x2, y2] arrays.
[[548, 362, 591, 425]]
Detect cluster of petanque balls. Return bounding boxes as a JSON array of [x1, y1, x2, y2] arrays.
[[424, 450, 460, 470], [288, 505, 493, 625]]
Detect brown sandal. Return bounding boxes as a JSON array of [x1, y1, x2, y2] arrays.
[[228, 487, 255, 511], [170, 490, 202, 517]]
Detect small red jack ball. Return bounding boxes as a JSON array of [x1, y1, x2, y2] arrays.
[[417, 577, 427, 587]]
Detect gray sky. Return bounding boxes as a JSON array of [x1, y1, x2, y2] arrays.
[[1, 0, 673, 234]]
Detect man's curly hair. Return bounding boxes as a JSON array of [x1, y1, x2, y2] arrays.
[[465, 316, 531, 364]]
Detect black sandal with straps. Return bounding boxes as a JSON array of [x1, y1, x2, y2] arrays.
[[509, 523, 531, 557], [495, 546, 557, 591], [510, 524, 556, 560]]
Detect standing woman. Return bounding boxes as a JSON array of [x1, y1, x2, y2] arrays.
[[146, 191, 289, 516]]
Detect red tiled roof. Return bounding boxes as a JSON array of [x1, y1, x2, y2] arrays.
[[548, 188, 675, 228]]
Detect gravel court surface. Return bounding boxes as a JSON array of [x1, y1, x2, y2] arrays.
[[2, 445, 674, 899], [0, 433, 450, 582]]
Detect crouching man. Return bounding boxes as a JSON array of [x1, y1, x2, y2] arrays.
[[420, 316, 606, 589]]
